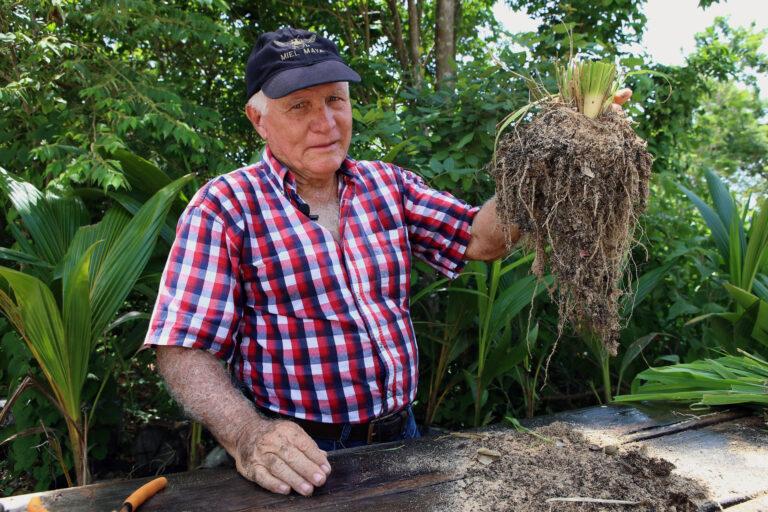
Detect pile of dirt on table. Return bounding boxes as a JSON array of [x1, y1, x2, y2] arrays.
[[435, 422, 708, 511], [492, 104, 652, 355]]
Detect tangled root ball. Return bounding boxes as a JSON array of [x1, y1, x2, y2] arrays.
[[492, 103, 652, 355]]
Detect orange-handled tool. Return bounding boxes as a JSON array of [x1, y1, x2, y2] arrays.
[[27, 496, 48, 512], [118, 477, 168, 512]]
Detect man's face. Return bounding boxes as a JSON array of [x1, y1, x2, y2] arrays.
[[248, 82, 352, 181]]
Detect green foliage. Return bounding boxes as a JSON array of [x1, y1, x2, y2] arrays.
[[0, 1, 243, 189], [0, 0, 766, 492], [631, 18, 768, 177], [684, 83, 767, 181], [679, 169, 768, 300], [413, 252, 550, 426], [506, 0, 648, 55], [0, 168, 191, 485], [615, 351, 768, 407], [721, 285, 768, 346], [0, 326, 61, 491]]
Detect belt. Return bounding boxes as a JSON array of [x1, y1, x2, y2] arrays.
[[259, 406, 411, 444]]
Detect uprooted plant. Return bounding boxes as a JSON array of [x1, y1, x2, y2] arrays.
[[491, 58, 661, 356]]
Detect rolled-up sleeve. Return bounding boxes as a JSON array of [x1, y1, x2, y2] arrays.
[[144, 203, 240, 363], [398, 167, 480, 278]]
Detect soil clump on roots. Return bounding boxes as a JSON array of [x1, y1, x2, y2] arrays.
[[492, 104, 652, 354]]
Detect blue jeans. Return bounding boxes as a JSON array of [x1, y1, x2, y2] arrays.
[[313, 406, 421, 451]]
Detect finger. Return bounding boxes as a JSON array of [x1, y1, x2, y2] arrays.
[[267, 454, 316, 496], [613, 88, 632, 105], [610, 103, 623, 113], [293, 432, 331, 473], [242, 463, 291, 495], [281, 444, 328, 487]]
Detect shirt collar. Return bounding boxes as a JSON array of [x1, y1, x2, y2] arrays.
[[261, 146, 360, 194]]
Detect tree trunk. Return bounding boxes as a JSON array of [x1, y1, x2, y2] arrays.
[[407, 0, 423, 89], [385, 0, 411, 83], [361, 0, 371, 52], [435, 0, 456, 90]]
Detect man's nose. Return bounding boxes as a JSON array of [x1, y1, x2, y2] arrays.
[[309, 105, 336, 133]]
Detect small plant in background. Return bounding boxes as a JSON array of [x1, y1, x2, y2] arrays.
[[0, 164, 191, 486], [680, 169, 768, 351], [678, 169, 768, 301], [614, 350, 768, 407], [614, 171, 767, 405], [581, 256, 682, 404], [466, 256, 550, 426], [412, 252, 550, 427]]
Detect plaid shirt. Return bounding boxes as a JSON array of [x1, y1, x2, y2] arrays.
[[145, 148, 479, 423]]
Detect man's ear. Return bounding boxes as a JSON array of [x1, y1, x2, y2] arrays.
[[245, 104, 268, 140]]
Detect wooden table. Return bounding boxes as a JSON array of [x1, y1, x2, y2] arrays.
[[1, 404, 766, 511]]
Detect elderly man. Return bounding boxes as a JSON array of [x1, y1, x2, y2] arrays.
[[145, 27, 631, 498]]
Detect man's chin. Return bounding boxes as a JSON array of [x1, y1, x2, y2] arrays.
[[308, 154, 346, 174]]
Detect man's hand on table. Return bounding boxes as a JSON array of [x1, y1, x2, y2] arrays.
[[155, 347, 331, 497], [233, 418, 331, 496]]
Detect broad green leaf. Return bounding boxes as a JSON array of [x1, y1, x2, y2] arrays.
[[0, 248, 53, 268], [617, 332, 660, 390], [483, 322, 539, 387], [667, 299, 699, 320], [753, 276, 768, 302], [110, 192, 177, 246], [59, 209, 130, 284], [109, 149, 172, 196], [0, 168, 87, 264], [729, 214, 742, 291], [622, 261, 673, 316], [615, 352, 768, 407], [499, 252, 535, 279], [743, 199, 768, 293], [488, 275, 550, 340], [90, 175, 192, 339], [678, 182, 729, 262], [382, 139, 412, 163], [62, 243, 98, 397], [724, 283, 759, 310], [704, 168, 740, 246], [0, 267, 77, 420], [455, 132, 474, 149]]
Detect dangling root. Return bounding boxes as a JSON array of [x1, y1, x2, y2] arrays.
[[492, 103, 652, 356]]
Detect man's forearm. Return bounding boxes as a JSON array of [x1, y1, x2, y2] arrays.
[[156, 346, 267, 455], [157, 346, 331, 496], [465, 196, 519, 261]]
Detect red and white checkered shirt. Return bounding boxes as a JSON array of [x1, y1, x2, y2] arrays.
[[145, 147, 479, 423]]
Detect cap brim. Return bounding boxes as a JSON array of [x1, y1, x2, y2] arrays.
[[261, 60, 361, 99]]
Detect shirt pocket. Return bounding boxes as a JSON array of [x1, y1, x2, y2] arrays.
[[359, 227, 410, 307], [240, 246, 342, 319]]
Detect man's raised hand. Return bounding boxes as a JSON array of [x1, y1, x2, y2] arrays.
[[233, 419, 332, 496]]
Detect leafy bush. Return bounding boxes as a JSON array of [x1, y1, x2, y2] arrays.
[[0, 167, 190, 485]]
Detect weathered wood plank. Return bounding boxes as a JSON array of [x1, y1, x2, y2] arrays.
[[719, 493, 768, 512], [524, 403, 686, 437], [633, 416, 768, 507], [0, 436, 462, 512], [1, 405, 764, 512], [525, 404, 751, 447]]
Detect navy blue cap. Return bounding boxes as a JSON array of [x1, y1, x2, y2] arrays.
[[246, 27, 361, 99]]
